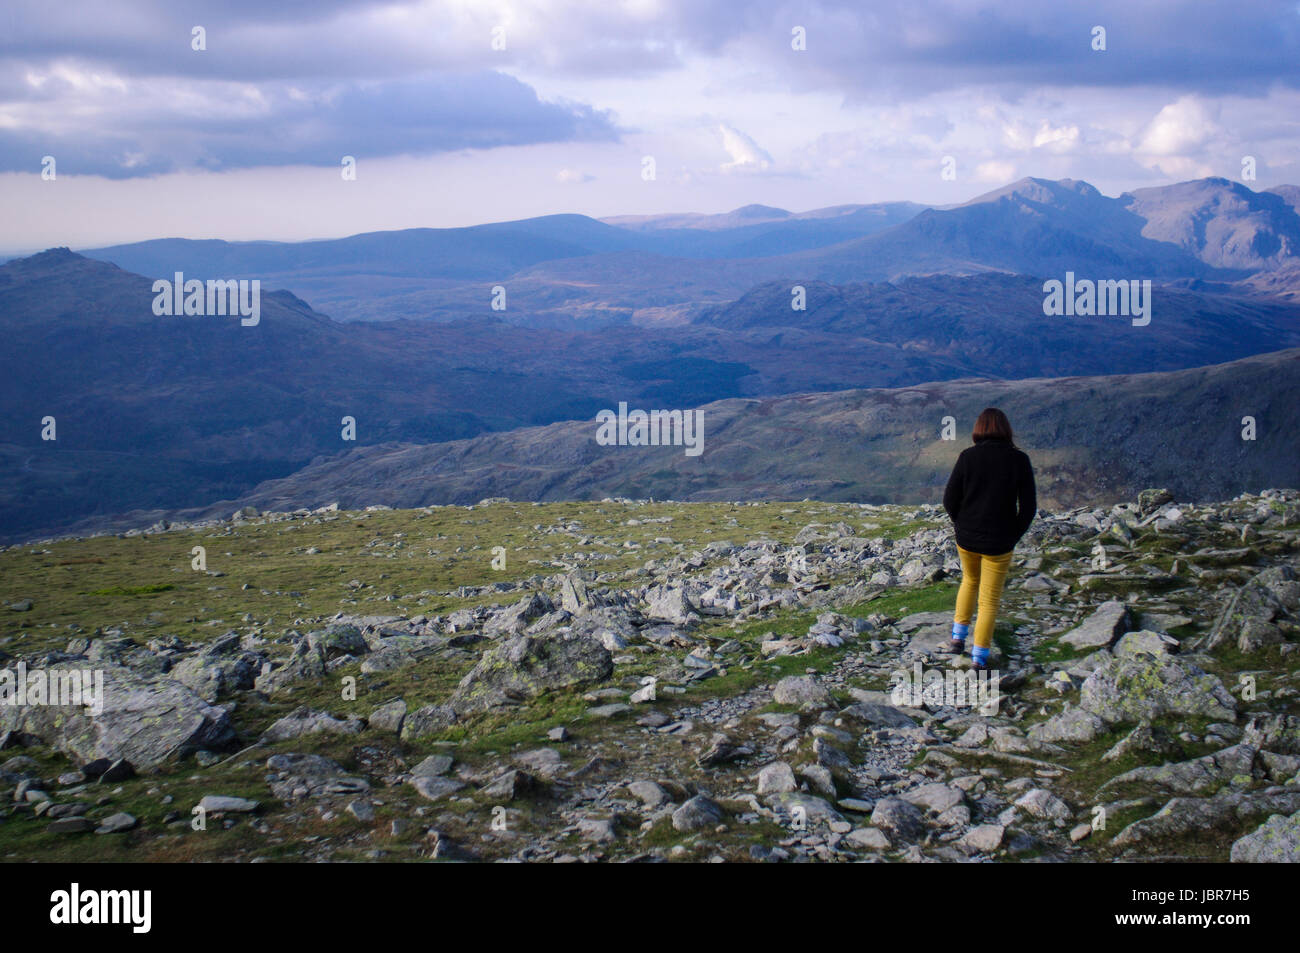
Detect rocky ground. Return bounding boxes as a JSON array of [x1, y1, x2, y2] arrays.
[[1, 489, 1298, 863]]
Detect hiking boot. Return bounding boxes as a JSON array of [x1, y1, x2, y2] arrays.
[[947, 639, 966, 655]]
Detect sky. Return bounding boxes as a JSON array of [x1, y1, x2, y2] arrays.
[[1, 0, 1299, 253]]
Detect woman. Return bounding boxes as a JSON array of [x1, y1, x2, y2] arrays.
[[942, 408, 1036, 670]]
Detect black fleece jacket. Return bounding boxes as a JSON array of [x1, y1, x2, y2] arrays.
[[942, 438, 1037, 556]]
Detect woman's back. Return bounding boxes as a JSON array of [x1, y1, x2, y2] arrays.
[[943, 437, 1036, 556]]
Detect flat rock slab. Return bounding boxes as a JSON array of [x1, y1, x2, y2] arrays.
[[1060, 601, 1131, 649], [410, 776, 467, 802], [0, 663, 233, 769]]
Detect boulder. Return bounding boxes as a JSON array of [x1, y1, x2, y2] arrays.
[[260, 706, 363, 743], [1080, 654, 1237, 725], [265, 753, 369, 800], [0, 662, 233, 769], [399, 704, 458, 740], [1059, 601, 1131, 650], [672, 794, 724, 831], [772, 675, 833, 708], [448, 634, 612, 716], [306, 624, 369, 660], [1230, 810, 1300, 862]]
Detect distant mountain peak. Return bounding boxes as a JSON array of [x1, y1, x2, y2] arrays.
[[730, 204, 791, 219], [961, 176, 1102, 209], [27, 246, 80, 263]]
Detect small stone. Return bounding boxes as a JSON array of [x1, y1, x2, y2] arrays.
[[960, 824, 1005, 852], [347, 800, 376, 822], [756, 761, 798, 795], [672, 795, 724, 831], [845, 827, 891, 850], [95, 812, 138, 834], [578, 817, 617, 843], [411, 754, 455, 778], [197, 795, 260, 814]]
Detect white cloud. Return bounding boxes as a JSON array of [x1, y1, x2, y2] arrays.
[[718, 123, 772, 173], [1137, 96, 1219, 156], [975, 160, 1017, 183]]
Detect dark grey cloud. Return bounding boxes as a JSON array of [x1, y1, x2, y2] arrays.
[[698, 0, 1300, 99], [0, 69, 619, 177], [1, 0, 1294, 178]]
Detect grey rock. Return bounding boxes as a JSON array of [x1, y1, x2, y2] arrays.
[[1080, 654, 1237, 725], [0, 662, 233, 769], [959, 824, 1005, 852], [367, 699, 407, 735], [266, 753, 369, 800], [481, 769, 542, 801], [1014, 788, 1073, 821], [627, 780, 673, 809], [672, 794, 725, 831], [1060, 601, 1131, 650], [95, 812, 138, 834], [772, 675, 833, 708], [198, 795, 259, 813], [1028, 706, 1106, 745], [448, 634, 612, 716], [870, 797, 924, 841], [307, 624, 369, 660], [1101, 744, 1257, 796], [1114, 787, 1300, 848], [845, 827, 892, 850], [260, 706, 363, 743], [902, 783, 964, 814], [411, 754, 455, 778], [1230, 810, 1300, 862], [400, 704, 458, 740], [410, 775, 467, 801], [769, 792, 845, 825], [757, 761, 798, 795]]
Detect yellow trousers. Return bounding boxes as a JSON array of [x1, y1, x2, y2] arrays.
[[954, 545, 1012, 650]]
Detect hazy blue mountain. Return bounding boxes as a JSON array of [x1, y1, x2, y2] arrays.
[[121, 346, 1300, 528], [74, 179, 1300, 327], [5, 249, 1300, 540], [1124, 177, 1300, 271]]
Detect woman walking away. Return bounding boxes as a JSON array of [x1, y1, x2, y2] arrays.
[[942, 408, 1036, 670]]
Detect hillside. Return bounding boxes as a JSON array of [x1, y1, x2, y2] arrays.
[[84, 347, 1300, 535], [10, 251, 1300, 541], [1, 490, 1296, 863]]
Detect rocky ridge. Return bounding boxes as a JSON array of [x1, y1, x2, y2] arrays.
[[1, 489, 1298, 863]]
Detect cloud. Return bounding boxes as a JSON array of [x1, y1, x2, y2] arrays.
[[555, 167, 594, 183], [717, 123, 772, 173], [1137, 96, 1220, 156], [975, 160, 1018, 183], [0, 70, 620, 176]]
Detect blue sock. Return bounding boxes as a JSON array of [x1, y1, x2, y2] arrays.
[[951, 622, 970, 644], [971, 645, 991, 666]]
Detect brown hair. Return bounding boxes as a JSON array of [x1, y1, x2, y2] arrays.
[[972, 407, 1016, 446]]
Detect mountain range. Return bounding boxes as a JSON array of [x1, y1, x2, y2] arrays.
[[69, 176, 1300, 326], [2, 175, 1300, 540], [64, 346, 1300, 534]]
